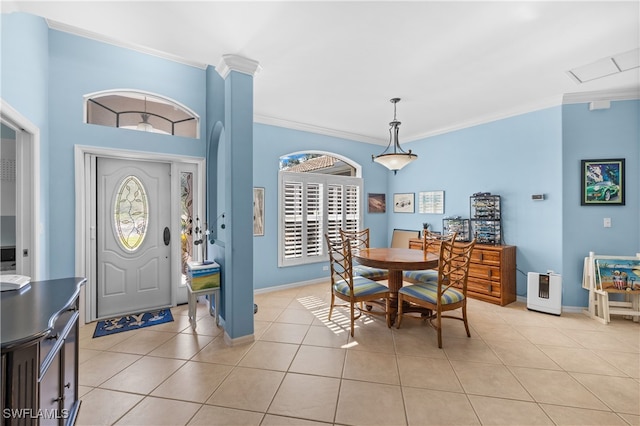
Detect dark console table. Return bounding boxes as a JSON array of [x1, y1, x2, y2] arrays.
[[1, 277, 86, 426]]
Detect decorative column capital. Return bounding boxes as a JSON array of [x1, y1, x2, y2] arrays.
[[215, 54, 262, 79]]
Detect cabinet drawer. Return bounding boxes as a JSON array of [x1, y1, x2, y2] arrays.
[[408, 241, 422, 250], [470, 249, 501, 266], [40, 307, 77, 370], [39, 349, 61, 426], [408, 240, 441, 255], [468, 264, 501, 282], [468, 277, 502, 298], [62, 316, 79, 417]]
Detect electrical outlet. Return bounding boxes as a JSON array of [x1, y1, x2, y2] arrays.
[[322, 266, 329, 271], [604, 218, 612, 228]]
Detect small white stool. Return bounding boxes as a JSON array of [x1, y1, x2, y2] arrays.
[[186, 282, 219, 329], [186, 261, 221, 330]]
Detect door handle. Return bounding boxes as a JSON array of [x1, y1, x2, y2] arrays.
[[163, 227, 170, 246]]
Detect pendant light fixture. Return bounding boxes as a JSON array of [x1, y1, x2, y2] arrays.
[[372, 98, 417, 174], [136, 97, 154, 132]]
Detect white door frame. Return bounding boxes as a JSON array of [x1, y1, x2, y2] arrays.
[[1, 99, 40, 280], [74, 145, 205, 323]]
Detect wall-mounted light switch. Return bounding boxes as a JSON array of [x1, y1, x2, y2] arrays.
[[604, 218, 612, 228]]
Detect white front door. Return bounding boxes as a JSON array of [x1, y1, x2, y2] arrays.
[[96, 157, 171, 318]]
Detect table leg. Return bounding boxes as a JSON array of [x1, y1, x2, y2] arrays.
[[209, 290, 220, 326], [187, 289, 197, 329], [387, 269, 403, 323], [390, 268, 433, 322]]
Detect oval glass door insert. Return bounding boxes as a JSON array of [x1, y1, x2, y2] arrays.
[[114, 175, 149, 251]]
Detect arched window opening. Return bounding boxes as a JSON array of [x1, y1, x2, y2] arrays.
[[277, 152, 362, 267], [280, 153, 356, 176], [85, 90, 199, 139]]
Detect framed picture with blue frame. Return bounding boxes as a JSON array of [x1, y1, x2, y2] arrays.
[[580, 158, 625, 206]]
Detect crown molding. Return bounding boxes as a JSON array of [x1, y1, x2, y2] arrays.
[[562, 87, 640, 105], [403, 95, 564, 143], [216, 55, 262, 79], [254, 114, 386, 146], [46, 19, 208, 70], [256, 88, 639, 147], [255, 96, 565, 147]]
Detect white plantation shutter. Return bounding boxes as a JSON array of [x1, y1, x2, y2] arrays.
[[344, 184, 360, 233], [306, 183, 323, 257], [326, 183, 343, 243], [283, 181, 303, 259], [279, 171, 362, 267]]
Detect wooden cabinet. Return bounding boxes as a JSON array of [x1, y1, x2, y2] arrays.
[[1, 278, 85, 426], [39, 304, 80, 426], [409, 238, 516, 306]]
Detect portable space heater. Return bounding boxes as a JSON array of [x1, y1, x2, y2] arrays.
[[527, 272, 562, 315]]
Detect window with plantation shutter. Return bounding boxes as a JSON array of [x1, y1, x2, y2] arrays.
[[278, 170, 362, 267], [282, 181, 303, 260]]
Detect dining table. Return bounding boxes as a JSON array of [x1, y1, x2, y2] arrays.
[[353, 247, 439, 321]]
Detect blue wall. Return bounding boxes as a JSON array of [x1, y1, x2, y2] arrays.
[[1, 12, 51, 277], [252, 123, 389, 290], [46, 30, 208, 278], [388, 107, 564, 300], [3, 13, 638, 310], [562, 100, 639, 307], [257, 102, 637, 308]]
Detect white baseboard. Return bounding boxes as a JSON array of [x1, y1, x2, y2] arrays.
[[516, 295, 585, 314], [223, 330, 255, 346], [254, 277, 327, 295]]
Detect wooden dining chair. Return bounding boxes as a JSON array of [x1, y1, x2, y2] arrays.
[[339, 228, 389, 281], [325, 233, 391, 336], [403, 231, 456, 284], [396, 238, 476, 348]]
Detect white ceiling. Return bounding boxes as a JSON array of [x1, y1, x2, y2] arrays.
[[5, 1, 640, 145]]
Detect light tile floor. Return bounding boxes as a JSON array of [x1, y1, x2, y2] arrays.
[[77, 282, 640, 425]]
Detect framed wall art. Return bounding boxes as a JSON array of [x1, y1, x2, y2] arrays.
[[418, 190, 445, 214], [368, 193, 386, 213], [393, 193, 414, 213], [253, 187, 265, 236], [581, 159, 625, 206]]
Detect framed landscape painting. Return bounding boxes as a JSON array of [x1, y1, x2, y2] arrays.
[[368, 193, 386, 213], [581, 159, 625, 206]]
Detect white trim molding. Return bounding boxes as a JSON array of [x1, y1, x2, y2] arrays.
[[0, 99, 41, 281], [47, 19, 208, 69], [74, 145, 206, 323], [254, 114, 386, 146], [215, 54, 262, 79], [562, 87, 640, 105]]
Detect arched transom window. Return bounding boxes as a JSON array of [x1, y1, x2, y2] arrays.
[[85, 90, 199, 139]]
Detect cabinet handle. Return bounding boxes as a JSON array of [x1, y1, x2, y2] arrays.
[[53, 396, 65, 403], [67, 306, 78, 312], [47, 332, 60, 340], [488, 284, 493, 293]]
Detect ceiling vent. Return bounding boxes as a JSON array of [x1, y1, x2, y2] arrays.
[[567, 48, 639, 84]]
